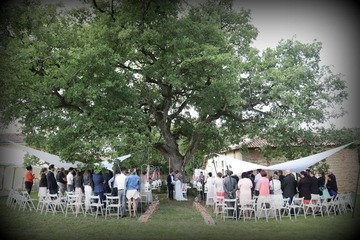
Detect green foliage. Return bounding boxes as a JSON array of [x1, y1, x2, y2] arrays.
[[0, 0, 349, 173], [22, 153, 42, 168]]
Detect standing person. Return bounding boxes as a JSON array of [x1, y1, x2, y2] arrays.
[[74, 170, 84, 213], [198, 171, 206, 201], [125, 168, 140, 218], [38, 167, 48, 198], [237, 172, 253, 206], [205, 172, 215, 206], [67, 167, 75, 192], [281, 169, 297, 215], [56, 167, 66, 196], [317, 170, 326, 197], [83, 169, 93, 213], [92, 168, 105, 203], [223, 170, 237, 217], [326, 169, 338, 197], [108, 169, 120, 196], [308, 170, 319, 195], [254, 169, 262, 196], [103, 169, 113, 195], [214, 172, 224, 198], [258, 170, 270, 197], [247, 170, 255, 197], [140, 171, 153, 203], [269, 174, 283, 195], [116, 167, 127, 217], [174, 171, 187, 201], [277, 170, 285, 183], [214, 172, 224, 214], [24, 165, 34, 195], [298, 171, 311, 204], [167, 171, 175, 200], [74, 170, 84, 195], [46, 164, 58, 194]]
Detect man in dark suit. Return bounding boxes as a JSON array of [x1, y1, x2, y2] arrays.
[[46, 164, 58, 194], [281, 169, 297, 215], [167, 172, 175, 200]]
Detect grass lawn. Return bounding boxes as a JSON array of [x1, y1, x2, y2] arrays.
[[1, 191, 359, 240]]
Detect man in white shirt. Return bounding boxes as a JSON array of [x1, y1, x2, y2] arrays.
[[66, 167, 75, 192], [254, 169, 262, 196], [116, 168, 127, 217]]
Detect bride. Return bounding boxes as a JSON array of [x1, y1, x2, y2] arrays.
[[174, 172, 187, 201]]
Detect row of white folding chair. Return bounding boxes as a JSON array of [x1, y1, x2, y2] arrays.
[[6, 189, 22, 209], [84, 194, 123, 219], [7, 190, 36, 211]]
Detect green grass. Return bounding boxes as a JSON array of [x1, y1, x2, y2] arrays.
[[1, 192, 359, 240]]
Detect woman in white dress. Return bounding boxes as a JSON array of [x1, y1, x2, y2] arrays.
[[237, 172, 253, 205], [205, 172, 216, 206], [174, 172, 187, 201]]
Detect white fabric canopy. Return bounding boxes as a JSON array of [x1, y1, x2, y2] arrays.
[[216, 154, 267, 174], [100, 154, 132, 170], [4, 140, 82, 169], [0, 146, 26, 167], [263, 142, 353, 173]]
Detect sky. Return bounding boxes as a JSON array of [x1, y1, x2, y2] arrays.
[[1, 0, 359, 133], [232, 0, 360, 129]]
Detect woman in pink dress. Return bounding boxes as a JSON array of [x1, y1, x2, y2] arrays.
[[237, 172, 253, 205], [258, 170, 270, 197]]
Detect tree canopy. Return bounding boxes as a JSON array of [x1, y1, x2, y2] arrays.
[[0, 0, 349, 172]]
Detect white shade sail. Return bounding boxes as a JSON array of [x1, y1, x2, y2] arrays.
[[263, 142, 353, 173], [216, 154, 267, 174]]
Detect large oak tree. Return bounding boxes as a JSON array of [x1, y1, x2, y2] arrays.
[[0, 0, 348, 172]]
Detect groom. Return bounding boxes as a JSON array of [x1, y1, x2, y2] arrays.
[[167, 171, 175, 200]]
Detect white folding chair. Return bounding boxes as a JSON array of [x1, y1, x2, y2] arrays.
[[337, 193, 352, 213], [288, 197, 306, 220], [343, 192, 354, 212], [44, 193, 65, 215], [6, 189, 18, 208], [214, 195, 225, 219], [271, 195, 286, 221], [331, 195, 343, 215], [238, 198, 257, 222], [222, 198, 238, 221], [87, 195, 104, 218], [22, 191, 37, 211], [105, 195, 122, 219], [279, 197, 291, 219], [257, 196, 276, 222], [304, 194, 323, 218], [65, 193, 84, 217], [321, 196, 337, 216]]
